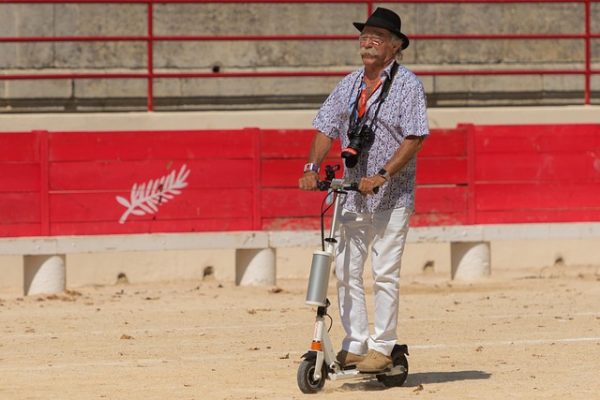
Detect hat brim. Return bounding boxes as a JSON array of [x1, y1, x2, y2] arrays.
[[353, 22, 409, 50]]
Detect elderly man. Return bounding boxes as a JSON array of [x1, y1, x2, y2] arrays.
[[298, 7, 429, 373]]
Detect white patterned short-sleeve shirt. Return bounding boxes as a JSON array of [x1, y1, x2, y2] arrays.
[[313, 62, 429, 213]]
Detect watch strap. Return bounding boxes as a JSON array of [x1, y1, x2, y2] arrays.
[[303, 163, 320, 174], [377, 168, 390, 181]]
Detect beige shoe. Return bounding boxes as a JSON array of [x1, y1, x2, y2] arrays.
[[336, 350, 365, 367], [356, 349, 393, 373]]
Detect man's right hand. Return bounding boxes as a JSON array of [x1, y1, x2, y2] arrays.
[[298, 171, 319, 191]]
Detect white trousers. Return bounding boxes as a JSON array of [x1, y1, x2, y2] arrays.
[[335, 206, 412, 356]]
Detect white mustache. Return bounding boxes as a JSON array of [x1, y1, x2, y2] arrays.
[[359, 47, 378, 57]]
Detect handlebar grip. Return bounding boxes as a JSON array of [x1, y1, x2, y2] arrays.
[[346, 183, 377, 193], [317, 181, 330, 191], [346, 183, 359, 192], [318, 181, 379, 194]]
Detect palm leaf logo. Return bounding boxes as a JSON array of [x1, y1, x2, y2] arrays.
[[116, 164, 190, 224]]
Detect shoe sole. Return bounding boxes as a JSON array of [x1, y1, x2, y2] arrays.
[[357, 363, 393, 373]]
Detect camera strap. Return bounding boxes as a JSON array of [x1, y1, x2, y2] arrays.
[[368, 61, 399, 128], [351, 61, 399, 132]]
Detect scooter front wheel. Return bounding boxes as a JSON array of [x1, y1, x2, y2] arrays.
[[297, 359, 327, 393]]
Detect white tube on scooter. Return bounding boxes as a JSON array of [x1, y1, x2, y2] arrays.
[[305, 250, 332, 306]]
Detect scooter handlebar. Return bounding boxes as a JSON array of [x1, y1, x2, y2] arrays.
[[317, 180, 378, 194], [316, 164, 378, 194]]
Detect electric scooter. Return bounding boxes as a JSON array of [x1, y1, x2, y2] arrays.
[[296, 165, 409, 394]]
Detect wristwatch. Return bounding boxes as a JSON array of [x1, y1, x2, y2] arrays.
[[377, 168, 391, 181], [303, 163, 320, 174]]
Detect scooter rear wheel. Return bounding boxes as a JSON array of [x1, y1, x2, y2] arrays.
[[376, 350, 409, 387], [297, 359, 327, 393]]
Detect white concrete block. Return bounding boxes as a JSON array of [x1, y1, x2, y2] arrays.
[[24, 254, 66, 295], [235, 248, 276, 286], [451, 242, 491, 281]]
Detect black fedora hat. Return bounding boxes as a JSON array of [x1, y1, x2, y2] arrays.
[[353, 7, 410, 50]]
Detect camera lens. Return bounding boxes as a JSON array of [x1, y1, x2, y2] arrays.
[[341, 149, 359, 168]]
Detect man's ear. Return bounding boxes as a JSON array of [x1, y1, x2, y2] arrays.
[[391, 38, 402, 54]]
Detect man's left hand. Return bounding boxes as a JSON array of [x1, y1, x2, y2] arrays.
[[359, 175, 386, 195]]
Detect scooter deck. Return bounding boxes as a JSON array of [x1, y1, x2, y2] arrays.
[[329, 365, 406, 382], [338, 364, 405, 375]]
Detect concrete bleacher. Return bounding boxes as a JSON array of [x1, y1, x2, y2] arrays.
[[0, 1, 598, 111]]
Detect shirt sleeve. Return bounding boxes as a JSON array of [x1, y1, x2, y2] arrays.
[[312, 76, 352, 140], [399, 79, 429, 138]]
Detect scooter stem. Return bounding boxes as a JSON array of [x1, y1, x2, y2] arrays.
[[325, 189, 343, 254]]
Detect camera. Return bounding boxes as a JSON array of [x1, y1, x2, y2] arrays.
[[341, 124, 374, 168]]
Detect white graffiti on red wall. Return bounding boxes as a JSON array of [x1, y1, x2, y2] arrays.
[[116, 164, 190, 224]]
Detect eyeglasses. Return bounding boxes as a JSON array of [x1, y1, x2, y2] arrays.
[[358, 34, 387, 47]]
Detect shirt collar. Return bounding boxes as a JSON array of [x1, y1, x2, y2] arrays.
[[381, 60, 396, 80], [360, 59, 396, 81]]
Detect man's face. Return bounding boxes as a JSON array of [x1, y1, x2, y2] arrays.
[[358, 26, 399, 67]]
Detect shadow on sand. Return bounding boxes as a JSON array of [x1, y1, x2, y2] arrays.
[[405, 370, 491, 387], [338, 370, 491, 392]]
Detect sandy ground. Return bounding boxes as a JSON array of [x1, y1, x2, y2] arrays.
[[1, 266, 599, 400]]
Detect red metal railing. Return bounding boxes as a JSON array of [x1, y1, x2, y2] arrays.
[[0, 0, 598, 110]]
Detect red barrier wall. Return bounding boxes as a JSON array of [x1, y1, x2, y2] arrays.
[[472, 124, 600, 224], [0, 124, 599, 237]]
